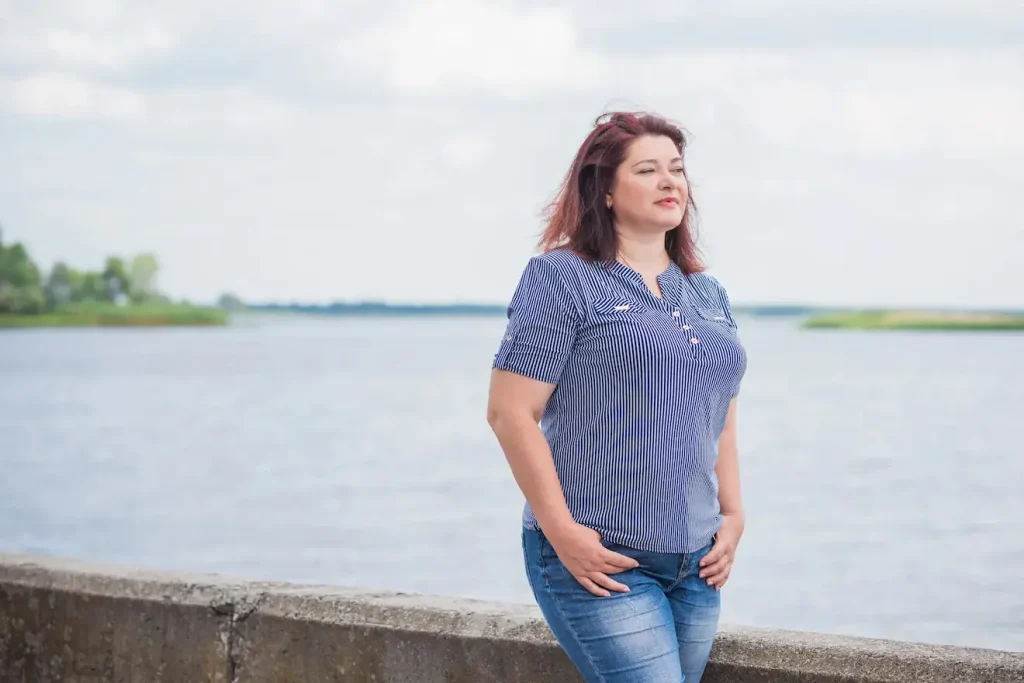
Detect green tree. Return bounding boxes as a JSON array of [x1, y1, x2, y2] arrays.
[[101, 256, 132, 302], [0, 233, 45, 314], [44, 262, 84, 308], [79, 272, 106, 302], [0, 284, 45, 314], [0, 242, 42, 288], [217, 292, 246, 310], [129, 253, 159, 303]]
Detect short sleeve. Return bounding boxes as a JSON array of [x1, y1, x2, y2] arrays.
[[492, 257, 582, 385]]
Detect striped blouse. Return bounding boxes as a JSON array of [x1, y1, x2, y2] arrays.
[[492, 248, 748, 553]]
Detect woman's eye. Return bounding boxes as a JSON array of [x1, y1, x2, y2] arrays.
[[637, 168, 683, 174]]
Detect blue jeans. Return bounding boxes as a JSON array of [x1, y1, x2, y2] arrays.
[[523, 526, 720, 683]]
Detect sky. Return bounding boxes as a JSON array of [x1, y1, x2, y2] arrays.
[[1, 0, 1022, 309]]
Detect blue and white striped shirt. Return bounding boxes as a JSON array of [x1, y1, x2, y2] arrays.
[[493, 249, 747, 553]]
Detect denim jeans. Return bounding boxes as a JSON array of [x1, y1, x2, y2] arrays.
[[523, 526, 720, 683]]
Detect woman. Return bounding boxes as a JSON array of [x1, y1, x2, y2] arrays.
[[486, 111, 748, 682]]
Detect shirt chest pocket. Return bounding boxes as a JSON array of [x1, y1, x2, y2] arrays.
[[587, 296, 687, 343], [586, 297, 659, 336], [592, 297, 647, 317], [693, 306, 737, 334]]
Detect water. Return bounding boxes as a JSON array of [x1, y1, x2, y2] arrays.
[[1, 314, 1022, 652]]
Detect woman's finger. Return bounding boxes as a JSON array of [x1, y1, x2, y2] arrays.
[[597, 556, 638, 575], [699, 544, 725, 569], [601, 549, 640, 570], [699, 554, 732, 579], [589, 572, 630, 594], [705, 561, 730, 579], [577, 575, 610, 597], [705, 562, 732, 587]]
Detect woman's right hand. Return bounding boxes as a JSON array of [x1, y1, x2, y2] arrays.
[[545, 522, 640, 597]]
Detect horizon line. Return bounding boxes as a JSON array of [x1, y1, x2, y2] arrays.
[[236, 300, 1024, 314]]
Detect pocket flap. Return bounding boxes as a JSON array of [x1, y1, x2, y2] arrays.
[[593, 297, 643, 315], [695, 307, 733, 325]]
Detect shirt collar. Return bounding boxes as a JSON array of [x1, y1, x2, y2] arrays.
[[606, 258, 688, 306]]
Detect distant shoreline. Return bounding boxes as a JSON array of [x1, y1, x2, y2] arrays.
[[242, 302, 1024, 320], [242, 302, 831, 317], [244, 302, 507, 317], [802, 310, 1024, 331], [7, 301, 1023, 332], [0, 303, 228, 328]]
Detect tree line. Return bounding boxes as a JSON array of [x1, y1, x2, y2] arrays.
[[0, 227, 165, 315]]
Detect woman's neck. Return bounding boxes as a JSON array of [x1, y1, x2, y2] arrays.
[[616, 229, 670, 274]]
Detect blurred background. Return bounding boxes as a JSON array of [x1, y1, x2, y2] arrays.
[[1, 0, 1022, 653]]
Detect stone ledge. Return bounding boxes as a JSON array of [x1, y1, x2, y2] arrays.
[[2, 552, 1022, 682]]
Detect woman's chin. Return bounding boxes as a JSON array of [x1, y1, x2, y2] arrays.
[[651, 212, 684, 231]]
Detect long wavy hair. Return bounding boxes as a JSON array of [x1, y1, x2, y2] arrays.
[[538, 111, 703, 274]]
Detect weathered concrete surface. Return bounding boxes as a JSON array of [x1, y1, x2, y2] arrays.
[[0, 553, 242, 682], [3, 552, 1023, 683], [234, 587, 581, 682]]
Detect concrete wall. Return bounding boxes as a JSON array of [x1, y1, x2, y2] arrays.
[[2, 552, 1022, 682]]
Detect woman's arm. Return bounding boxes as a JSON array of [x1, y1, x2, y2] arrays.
[[716, 398, 743, 519], [487, 369, 638, 596], [486, 369, 574, 535], [699, 398, 744, 589]]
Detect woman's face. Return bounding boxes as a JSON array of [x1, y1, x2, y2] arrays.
[[607, 134, 688, 233]]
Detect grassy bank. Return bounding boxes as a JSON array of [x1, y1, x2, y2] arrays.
[[0, 302, 228, 328], [803, 310, 1024, 331]]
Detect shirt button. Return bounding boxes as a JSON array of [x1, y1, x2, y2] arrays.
[[682, 324, 690, 330], [690, 337, 699, 344], [672, 310, 680, 317]]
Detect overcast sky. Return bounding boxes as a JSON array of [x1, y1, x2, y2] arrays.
[[2, 1, 1021, 308]]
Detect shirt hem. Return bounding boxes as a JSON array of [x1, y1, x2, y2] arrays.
[[520, 516, 721, 555]]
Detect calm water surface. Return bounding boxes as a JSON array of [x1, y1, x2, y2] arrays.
[[1, 314, 1022, 652]]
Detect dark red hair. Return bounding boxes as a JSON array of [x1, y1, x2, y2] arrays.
[[538, 111, 703, 274]]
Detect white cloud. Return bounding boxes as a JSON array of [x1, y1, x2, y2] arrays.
[[709, 0, 1020, 15], [24, 0, 123, 30], [145, 88, 299, 134], [0, 0, 176, 72], [839, 83, 1024, 159], [4, 73, 145, 120], [620, 47, 1023, 161], [338, 2, 604, 95], [15, 26, 177, 69], [441, 133, 496, 168], [3, 0, 1022, 308]]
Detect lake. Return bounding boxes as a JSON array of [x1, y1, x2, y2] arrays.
[[1, 313, 1022, 652]]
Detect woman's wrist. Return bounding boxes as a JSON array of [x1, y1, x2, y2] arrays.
[[536, 509, 577, 539], [721, 510, 745, 525]]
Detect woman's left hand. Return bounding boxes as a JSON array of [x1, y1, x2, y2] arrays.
[[698, 513, 744, 590]]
